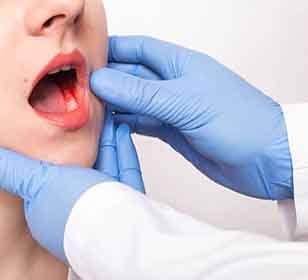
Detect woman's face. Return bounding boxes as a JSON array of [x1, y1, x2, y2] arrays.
[[0, 0, 108, 167]]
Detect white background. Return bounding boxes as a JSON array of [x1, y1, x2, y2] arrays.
[[104, 0, 308, 238]]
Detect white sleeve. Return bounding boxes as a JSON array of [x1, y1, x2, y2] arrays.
[[279, 104, 308, 240], [63, 182, 308, 280]]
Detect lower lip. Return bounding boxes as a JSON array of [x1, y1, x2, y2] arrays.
[[35, 85, 90, 131]]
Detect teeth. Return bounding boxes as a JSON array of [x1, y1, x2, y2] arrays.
[[61, 65, 72, 71], [48, 65, 73, 75], [48, 69, 61, 75]]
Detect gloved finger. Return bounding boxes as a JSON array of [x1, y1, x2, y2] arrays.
[[108, 63, 161, 80], [113, 114, 167, 139], [108, 35, 191, 79], [94, 107, 119, 180], [116, 124, 145, 193], [91, 68, 172, 121], [113, 116, 230, 195], [114, 114, 195, 160], [0, 148, 49, 200]]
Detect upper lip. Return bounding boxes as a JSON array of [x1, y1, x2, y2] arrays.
[[30, 49, 87, 100]]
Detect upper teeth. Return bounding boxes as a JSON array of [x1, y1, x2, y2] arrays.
[[48, 65, 73, 75]]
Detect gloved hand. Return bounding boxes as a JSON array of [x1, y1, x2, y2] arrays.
[[0, 109, 144, 262], [90, 35, 293, 200]]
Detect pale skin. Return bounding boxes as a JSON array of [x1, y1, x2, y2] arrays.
[[0, 0, 108, 279]]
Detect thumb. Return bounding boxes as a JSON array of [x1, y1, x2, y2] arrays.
[[0, 148, 50, 200], [90, 68, 170, 120]]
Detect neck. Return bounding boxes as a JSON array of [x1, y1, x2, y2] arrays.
[[0, 191, 68, 280]]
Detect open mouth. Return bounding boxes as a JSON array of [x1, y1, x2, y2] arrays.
[[29, 50, 90, 130], [30, 67, 79, 113]]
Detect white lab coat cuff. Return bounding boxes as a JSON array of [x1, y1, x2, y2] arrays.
[[279, 103, 308, 240], [63, 181, 308, 279]]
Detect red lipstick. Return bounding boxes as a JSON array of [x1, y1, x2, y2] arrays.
[[30, 49, 90, 130]]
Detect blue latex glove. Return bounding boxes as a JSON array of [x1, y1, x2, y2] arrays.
[[0, 109, 144, 262], [90, 35, 293, 200]]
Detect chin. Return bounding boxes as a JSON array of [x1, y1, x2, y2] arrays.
[[39, 133, 100, 168], [51, 149, 98, 168]]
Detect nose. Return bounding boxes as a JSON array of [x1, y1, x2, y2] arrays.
[[24, 0, 84, 36]]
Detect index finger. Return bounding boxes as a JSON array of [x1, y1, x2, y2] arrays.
[[108, 36, 190, 80], [107, 63, 162, 81], [94, 107, 119, 180]]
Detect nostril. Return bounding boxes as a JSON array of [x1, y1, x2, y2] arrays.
[[43, 14, 66, 29]]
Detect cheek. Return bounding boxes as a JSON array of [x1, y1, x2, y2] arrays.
[[82, 1, 108, 71]]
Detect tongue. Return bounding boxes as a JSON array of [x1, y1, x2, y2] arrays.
[[31, 78, 67, 113]]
